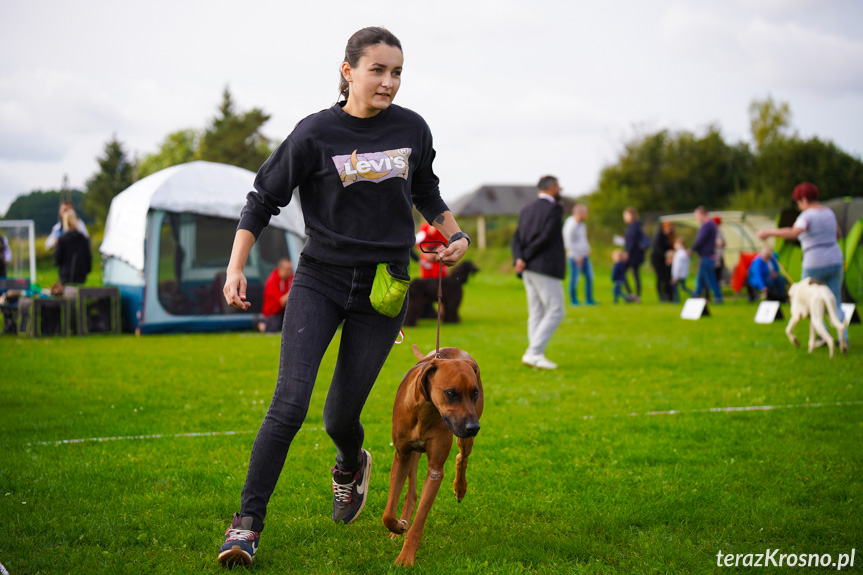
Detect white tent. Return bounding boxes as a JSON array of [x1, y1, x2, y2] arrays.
[[101, 161, 305, 333]]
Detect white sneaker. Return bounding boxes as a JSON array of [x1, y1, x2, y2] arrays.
[[532, 355, 558, 370], [521, 353, 539, 367]]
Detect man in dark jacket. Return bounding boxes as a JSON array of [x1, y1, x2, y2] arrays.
[[691, 206, 723, 303], [511, 175, 565, 370]]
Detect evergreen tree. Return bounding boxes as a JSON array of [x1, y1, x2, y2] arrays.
[[198, 87, 273, 172], [85, 135, 134, 224], [137, 129, 200, 179]]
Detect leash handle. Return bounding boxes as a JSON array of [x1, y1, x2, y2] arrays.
[[419, 240, 447, 358]]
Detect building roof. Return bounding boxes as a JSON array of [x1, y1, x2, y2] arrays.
[[449, 185, 538, 216]]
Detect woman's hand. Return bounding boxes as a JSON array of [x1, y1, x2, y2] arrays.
[[437, 237, 469, 266], [223, 269, 251, 310]]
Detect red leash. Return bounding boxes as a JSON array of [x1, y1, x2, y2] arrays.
[[419, 240, 447, 358]]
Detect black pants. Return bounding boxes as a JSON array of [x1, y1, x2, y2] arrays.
[[239, 255, 406, 532]]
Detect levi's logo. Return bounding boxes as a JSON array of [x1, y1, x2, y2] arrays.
[[332, 148, 411, 187]]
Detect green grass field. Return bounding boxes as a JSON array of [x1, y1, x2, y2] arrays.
[[2, 252, 861, 574]]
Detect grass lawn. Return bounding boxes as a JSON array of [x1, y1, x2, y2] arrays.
[[1, 251, 861, 574]]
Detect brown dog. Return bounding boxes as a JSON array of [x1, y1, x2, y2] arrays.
[[383, 345, 485, 567]]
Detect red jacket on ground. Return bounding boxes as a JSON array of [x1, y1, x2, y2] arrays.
[[262, 268, 293, 317]]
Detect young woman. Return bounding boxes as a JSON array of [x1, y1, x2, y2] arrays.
[[217, 27, 470, 567]]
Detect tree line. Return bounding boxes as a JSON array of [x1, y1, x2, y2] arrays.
[[587, 96, 863, 228], [4, 94, 862, 235]]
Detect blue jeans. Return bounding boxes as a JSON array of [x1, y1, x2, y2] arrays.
[[568, 256, 595, 304], [672, 279, 693, 302], [694, 256, 723, 303], [613, 280, 631, 303], [802, 263, 847, 341], [239, 254, 407, 531]]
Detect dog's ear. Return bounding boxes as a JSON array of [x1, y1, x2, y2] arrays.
[[417, 360, 438, 400], [462, 358, 479, 375]]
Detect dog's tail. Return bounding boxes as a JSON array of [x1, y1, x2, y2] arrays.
[[823, 293, 850, 331], [412, 344, 427, 360]]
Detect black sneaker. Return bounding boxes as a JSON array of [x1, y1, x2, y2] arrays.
[[331, 449, 372, 524], [218, 513, 260, 567]]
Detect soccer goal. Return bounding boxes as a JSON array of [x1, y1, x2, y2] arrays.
[[0, 219, 37, 285]]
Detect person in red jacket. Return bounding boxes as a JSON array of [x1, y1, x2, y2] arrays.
[[258, 258, 293, 333]]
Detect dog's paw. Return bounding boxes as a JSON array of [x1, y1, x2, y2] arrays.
[[385, 518, 409, 535], [394, 548, 417, 567], [453, 478, 467, 502]]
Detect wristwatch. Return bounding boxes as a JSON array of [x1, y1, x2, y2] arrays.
[[449, 232, 471, 246]]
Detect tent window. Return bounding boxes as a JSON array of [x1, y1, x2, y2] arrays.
[[156, 212, 234, 316], [258, 226, 291, 267], [193, 215, 236, 268]]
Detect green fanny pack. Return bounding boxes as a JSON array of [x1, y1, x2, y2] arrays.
[[370, 263, 410, 317]]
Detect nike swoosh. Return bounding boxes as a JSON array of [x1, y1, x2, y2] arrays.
[[357, 482, 365, 495]]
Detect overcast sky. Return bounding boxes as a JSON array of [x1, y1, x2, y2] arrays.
[[1, 0, 862, 214]]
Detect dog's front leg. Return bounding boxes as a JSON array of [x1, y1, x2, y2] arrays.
[[453, 436, 474, 502], [395, 439, 452, 567], [383, 449, 414, 535], [389, 451, 420, 540]]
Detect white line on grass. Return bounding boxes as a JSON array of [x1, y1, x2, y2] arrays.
[[580, 400, 863, 419], [25, 401, 863, 446], [26, 427, 326, 447]]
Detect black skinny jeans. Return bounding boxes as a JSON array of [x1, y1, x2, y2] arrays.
[[239, 255, 406, 531]]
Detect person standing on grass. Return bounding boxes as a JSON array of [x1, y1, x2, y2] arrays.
[[45, 200, 88, 251], [512, 175, 566, 370], [218, 27, 470, 567], [757, 182, 846, 343], [54, 210, 91, 285], [622, 206, 646, 300], [650, 221, 675, 302], [691, 206, 723, 304], [562, 203, 597, 306]]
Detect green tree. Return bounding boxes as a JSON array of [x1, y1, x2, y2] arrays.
[[5, 189, 89, 235], [85, 135, 134, 224], [198, 87, 273, 172], [755, 136, 863, 202], [589, 126, 754, 228], [749, 96, 794, 151], [138, 129, 199, 179]]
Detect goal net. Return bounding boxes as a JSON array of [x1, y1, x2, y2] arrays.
[[0, 220, 36, 285]]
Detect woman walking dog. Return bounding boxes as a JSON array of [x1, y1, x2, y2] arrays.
[[218, 27, 470, 566], [757, 182, 846, 344]]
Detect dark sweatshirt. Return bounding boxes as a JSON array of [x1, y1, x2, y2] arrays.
[[511, 197, 565, 279], [691, 219, 718, 258], [238, 103, 449, 268]]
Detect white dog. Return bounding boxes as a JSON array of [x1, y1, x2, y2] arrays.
[[786, 278, 850, 357]]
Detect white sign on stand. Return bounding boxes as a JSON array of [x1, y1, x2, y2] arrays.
[[841, 303, 856, 324], [681, 298, 710, 320], [754, 300, 782, 324]]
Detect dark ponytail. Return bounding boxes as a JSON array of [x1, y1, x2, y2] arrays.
[[339, 27, 403, 101]]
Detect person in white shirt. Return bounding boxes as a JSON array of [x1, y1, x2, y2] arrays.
[[670, 237, 693, 302], [562, 204, 597, 305], [45, 201, 88, 250]]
